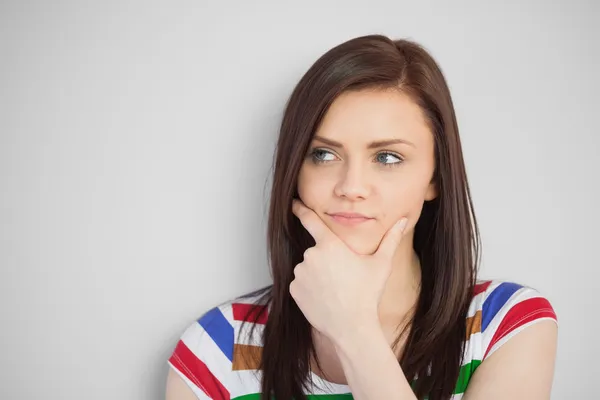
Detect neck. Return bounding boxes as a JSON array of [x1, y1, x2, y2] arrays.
[[378, 232, 421, 322]]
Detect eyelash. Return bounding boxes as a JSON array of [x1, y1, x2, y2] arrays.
[[307, 148, 404, 168]]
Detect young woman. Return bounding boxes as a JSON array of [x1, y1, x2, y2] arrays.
[[165, 34, 558, 400]]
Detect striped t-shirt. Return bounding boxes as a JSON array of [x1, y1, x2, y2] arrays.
[[168, 280, 557, 399]]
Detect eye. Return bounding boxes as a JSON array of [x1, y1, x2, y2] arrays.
[[375, 152, 403, 167], [309, 148, 338, 164]]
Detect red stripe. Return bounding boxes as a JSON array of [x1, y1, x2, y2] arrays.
[[232, 303, 268, 324], [473, 281, 492, 296], [484, 296, 557, 359], [169, 340, 230, 400]]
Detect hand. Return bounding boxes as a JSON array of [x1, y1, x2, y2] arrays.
[[289, 199, 408, 342]]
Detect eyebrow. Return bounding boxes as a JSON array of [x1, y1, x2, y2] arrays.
[[312, 135, 416, 149]]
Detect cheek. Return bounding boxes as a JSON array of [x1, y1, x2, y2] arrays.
[[297, 166, 330, 207], [296, 166, 310, 199], [379, 177, 430, 225]]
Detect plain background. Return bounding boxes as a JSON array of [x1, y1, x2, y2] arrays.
[[1, 1, 598, 399]]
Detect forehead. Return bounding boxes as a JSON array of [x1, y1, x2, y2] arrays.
[[315, 88, 432, 146]]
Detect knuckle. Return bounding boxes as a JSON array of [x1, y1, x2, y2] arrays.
[[302, 247, 314, 260], [293, 262, 304, 278]]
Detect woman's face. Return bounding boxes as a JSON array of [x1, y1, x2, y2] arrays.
[[297, 88, 437, 255]]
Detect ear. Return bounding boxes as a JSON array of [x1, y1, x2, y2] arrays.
[[424, 179, 438, 201]]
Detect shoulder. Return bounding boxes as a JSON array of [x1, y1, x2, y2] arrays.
[[468, 279, 558, 359], [167, 288, 271, 399], [459, 281, 558, 397]]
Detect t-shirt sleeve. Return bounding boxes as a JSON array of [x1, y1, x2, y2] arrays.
[[480, 281, 558, 360], [168, 306, 234, 399]]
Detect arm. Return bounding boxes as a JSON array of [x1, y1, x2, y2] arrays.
[[463, 319, 558, 400], [333, 318, 417, 400], [166, 368, 201, 400]]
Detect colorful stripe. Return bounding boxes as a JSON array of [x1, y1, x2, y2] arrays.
[[168, 280, 556, 399], [481, 282, 523, 332], [232, 394, 353, 400], [199, 307, 234, 361], [484, 296, 557, 358], [233, 303, 269, 324], [233, 344, 262, 371], [473, 280, 492, 296], [453, 359, 482, 394], [465, 310, 482, 339], [169, 340, 230, 399]]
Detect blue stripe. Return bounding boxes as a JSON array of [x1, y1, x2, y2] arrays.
[[198, 307, 234, 361], [481, 282, 523, 332]]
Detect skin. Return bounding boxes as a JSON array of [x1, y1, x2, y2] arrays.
[[292, 88, 557, 399], [296, 88, 436, 383], [297, 87, 435, 321], [165, 88, 558, 399]]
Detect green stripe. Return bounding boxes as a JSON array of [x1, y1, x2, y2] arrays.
[[232, 360, 482, 399], [233, 394, 353, 400], [453, 359, 482, 394]]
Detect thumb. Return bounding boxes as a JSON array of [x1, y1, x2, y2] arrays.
[[375, 218, 408, 259]]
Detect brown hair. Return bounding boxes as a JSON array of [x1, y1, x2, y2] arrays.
[[240, 34, 480, 400]]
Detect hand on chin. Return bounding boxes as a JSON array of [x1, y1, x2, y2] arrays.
[[335, 232, 380, 256]]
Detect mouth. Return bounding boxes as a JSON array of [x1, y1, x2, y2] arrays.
[[326, 212, 374, 226]]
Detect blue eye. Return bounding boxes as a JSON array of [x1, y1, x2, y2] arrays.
[[310, 149, 337, 164], [376, 152, 403, 167], [307, 148, 403, 167]]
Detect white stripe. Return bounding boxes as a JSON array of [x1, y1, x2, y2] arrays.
[[228, 369, 263, 398], [485, 317, 558, 359], [461, 330, 481, 367], [219, 302, 234, 324], [180, 320, 233, 390], [233, 319, 265, 347], [227, 369, 356, 397], [168, 361, 212, 399], [305, 371, 352, 395], [466, 281, 497, 318], [462, 280, 499, 364], [480, 286, 544, 358]]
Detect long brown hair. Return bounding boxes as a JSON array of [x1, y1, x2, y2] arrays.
[[239, 34, 480, 400]]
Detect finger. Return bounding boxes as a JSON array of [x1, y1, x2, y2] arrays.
[[375, 217, 408, 259], [292, 199, 336, 245]]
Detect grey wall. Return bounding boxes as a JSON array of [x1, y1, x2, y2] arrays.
[[1, 1, 598, 399]]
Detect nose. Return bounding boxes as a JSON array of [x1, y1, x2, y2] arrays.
[[333, 161, 371, 200]]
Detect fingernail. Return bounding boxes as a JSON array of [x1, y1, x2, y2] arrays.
[[397, 218, 407, 232]]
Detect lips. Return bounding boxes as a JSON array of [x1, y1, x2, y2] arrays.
[[326, 212, 374, 226], [328, 212, 371, 218]]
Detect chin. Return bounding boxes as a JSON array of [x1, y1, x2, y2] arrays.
[[338, 235, 379, 256]]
